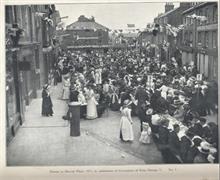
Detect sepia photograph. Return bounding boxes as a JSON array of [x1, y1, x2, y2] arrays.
[[4, 0, 219, 169]]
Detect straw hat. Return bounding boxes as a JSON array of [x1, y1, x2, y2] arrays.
[[142, 122, 150, 130], [201, 85, 208, 90], [137, 77, 142, 82], [198, 142, 210, 154], [123, 99, 132, 106], [151, 114, 161, 125], [146, 108, 153, 115]]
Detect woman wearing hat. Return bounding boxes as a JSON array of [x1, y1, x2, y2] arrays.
[[85, 84, 98, 120], [42, 84, 53, 117], [119, 100, 134, 142], [62, 75, 70, 100], [193, 141, 210, 163]]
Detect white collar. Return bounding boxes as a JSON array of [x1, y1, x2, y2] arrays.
[[202, 124, 208, 128]]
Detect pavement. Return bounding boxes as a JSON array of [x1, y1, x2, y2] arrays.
[[7, 83, 163, 166]]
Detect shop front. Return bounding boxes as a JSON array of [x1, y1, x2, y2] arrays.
[[6, 49, 24, 144]]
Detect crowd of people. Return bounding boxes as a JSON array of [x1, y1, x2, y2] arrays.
[[42, 46, 218, 164]]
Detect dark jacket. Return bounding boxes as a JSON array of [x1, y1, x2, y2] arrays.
[[180, 136, 192, 163], [186, 146, 199, 163], [193, 152, 209, 163], [42, 89, 53, 115], [202, 125, 212, 140], [135, 86, 148, 109], [158, 126, 169, 150], [191, 123, 203, 137], [168, 131, 180, 155]]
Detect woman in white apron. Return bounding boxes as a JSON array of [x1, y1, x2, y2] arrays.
[[85, 85, 98, 120], [119, 100, 134, 142]]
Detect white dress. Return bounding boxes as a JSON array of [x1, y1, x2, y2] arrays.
[[119, 107, 134, 141], [95, 69, 102, 85], [86, 89, 98, 119], [139, 126, 151, 144], [159, 85, 169, 100], [62, 78, 70, 100]]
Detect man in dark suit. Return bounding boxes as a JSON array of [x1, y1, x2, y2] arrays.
[[190, 118, 203, 137], [199, 117, 212, 141], [135, 80, 149, 132], [180, 129, 194, 163], [168, 124, 181, 156], [158, 119, 170, 145], [158, 119, 170, 163]]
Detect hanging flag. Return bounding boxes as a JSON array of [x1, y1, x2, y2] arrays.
[[197, 16, 207, 22], [187, 14, 207, 22]]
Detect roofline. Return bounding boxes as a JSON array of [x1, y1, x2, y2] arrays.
[[182, 2, 217, 15], [155, 7, 179, 19], [66, 21, 109, 30]]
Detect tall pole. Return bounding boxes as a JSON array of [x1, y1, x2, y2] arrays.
[[193, 17, 197, 68]]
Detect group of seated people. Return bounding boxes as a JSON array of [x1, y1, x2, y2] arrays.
[[153, 116, 218, 163]]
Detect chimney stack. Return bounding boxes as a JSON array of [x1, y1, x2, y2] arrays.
[[165, 2, 174, 12]]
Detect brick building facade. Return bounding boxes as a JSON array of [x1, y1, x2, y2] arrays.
[[5, 5, 60, 143], [180, 2, 218, 81], [153, 3, 193, 61]]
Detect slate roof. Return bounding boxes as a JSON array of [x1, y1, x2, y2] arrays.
[[66, 21, 108, 31]]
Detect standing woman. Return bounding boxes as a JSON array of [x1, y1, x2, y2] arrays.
[[119, 100, 134, 142], [85, 85, 98, 120], [62, 76, 70, 100], [42, 84, 53, 116], [110, 81, 120, 111]]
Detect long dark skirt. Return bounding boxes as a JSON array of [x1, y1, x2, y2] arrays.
[[110, 102, 120, 111], [110, 95, 120, 111], [42, 96, 53, 116]]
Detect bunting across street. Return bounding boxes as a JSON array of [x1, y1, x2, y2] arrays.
[[186, 13, 208, 22]]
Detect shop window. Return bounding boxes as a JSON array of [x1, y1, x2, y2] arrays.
[[199, 10, 203, 25], [189, 32, 193, 42], [204, 31, 208, 48], [212, 5, 217, 23], [183, 17, 186, 25], [198, 32, 202, 45], [204, 8, 209, 24], [186, 17, 190, 25], [212, 31, 217, 48], [213, 57, 217, 77], [183, 31, 188, 45], [5, 6, 13, 23]]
